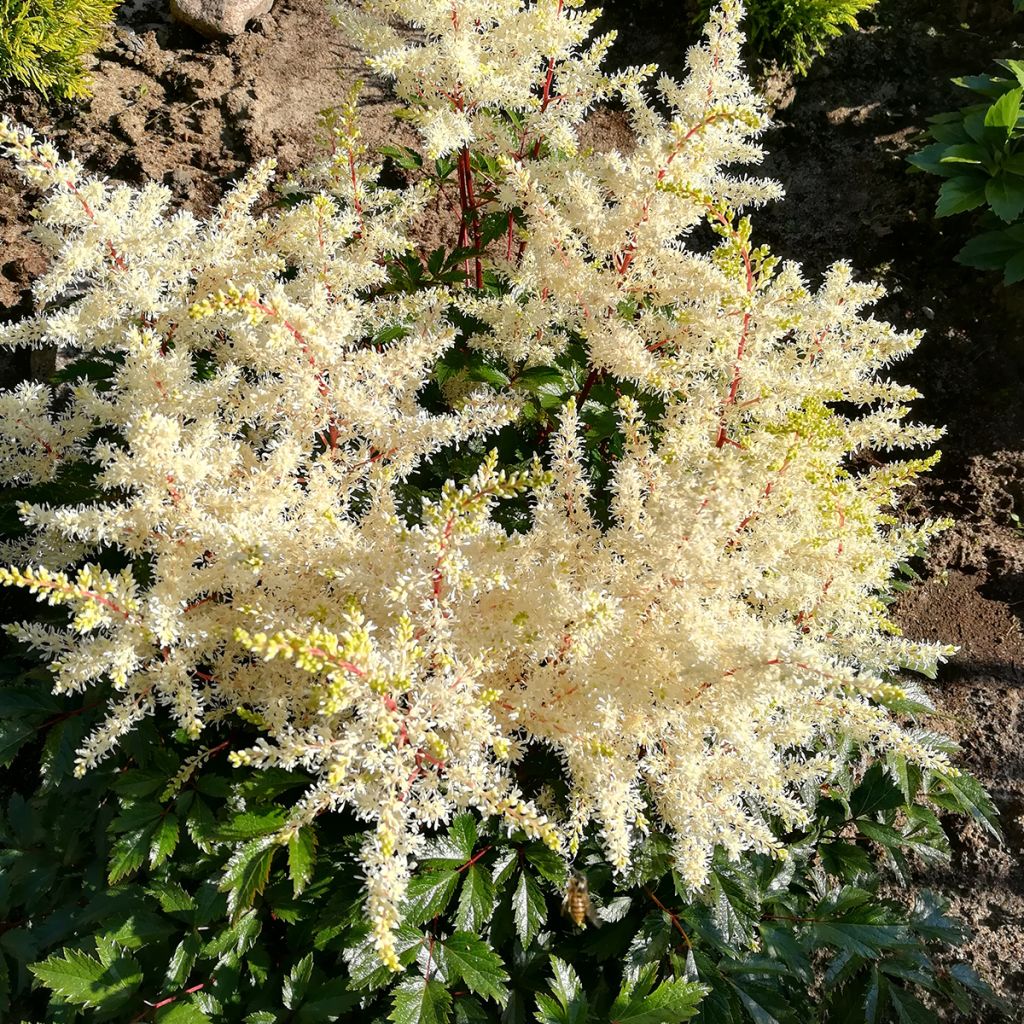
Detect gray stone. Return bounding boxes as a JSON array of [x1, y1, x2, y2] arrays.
[[169, 0, 274, 38]]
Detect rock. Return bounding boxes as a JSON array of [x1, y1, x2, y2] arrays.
[[170, 0, 275, 38]]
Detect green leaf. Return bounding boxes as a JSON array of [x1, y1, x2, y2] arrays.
[[157, 1002, 212, 1023], [535, 957, 587, 1024], [936, 177, 988, 217], [30, 946, 142, 1010], [186, 797, 217, 852], [855, 819, 903, 849], [887, 986, 932, 1024], [819, 841, 873, 879], [513, 366, 568, 409], [986, 174, 1024, 222], [726, 974, 790, 1024], [0, 720, 36, 766], [214, 808, 288, 842], [938, 143, 988, 165], [108, 828, 153, 884], [456, 865, 495, 932], [491, 849, 517, 888], [1000, 150, 1024, 175], [928, 770, 1002, 840], [220, 838, 278, 919], [909, 142, 963, 177], [379, 145, 423, 170], [812, 921, 909, 959], [166, 933, 202, 988], [296, 977, 361, 1021], [466, 363, 511, 388], [624, 914, 673, 983], [609, 966, 705, 1024], [288, 826, 318, 896], [985, 87, 1023, 133], [389, 978, 452, 1024], [525, 843, 568, 886], [283, 953, 313, 1010], [403, 869, 460, 925], [147, 880, 197, 914], [512, 869, 546, 946], [422, 814, 477, 864], [150, 812, 180, 867], [441, 932, 509, 1005], [946, 961, 1008, 1012], [850, 763, 905, 818], [955, 225, 1024, 271], [708, 867, 759, 948], [344, 923, 423, 990]]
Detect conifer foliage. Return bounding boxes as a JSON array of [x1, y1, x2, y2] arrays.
[[0, 0, 116, 99]]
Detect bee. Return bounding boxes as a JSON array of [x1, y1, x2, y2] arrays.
[[562, 870, 602, 928]]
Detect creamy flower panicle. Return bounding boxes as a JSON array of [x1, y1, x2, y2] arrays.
[[0, 1, 954, 968]]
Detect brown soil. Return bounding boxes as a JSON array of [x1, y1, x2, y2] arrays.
[[1, 0, 1023, 1015]]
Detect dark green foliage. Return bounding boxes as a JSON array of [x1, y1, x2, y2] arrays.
[[0, 630, 1006, 1023], [910, 60, 1024, 283], [0, 0, 117, 99], [697, 0, 878, 75]]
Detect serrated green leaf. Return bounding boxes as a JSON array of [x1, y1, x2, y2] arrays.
[[928, 770, 1002, 840], [220, 838, 278, 919], [214, 808, 288, 842], [456, 864, 495, 932], [288, 826, 318, 896], [819, 841, 873, 879], [491, 849, 517, 888], [0, 720, 36, 766], [441, 932, 509, 1005], [887, 986, 932, 1024], [525, 843, 567, 886], [157, 1001, 212, 1023], [166, 933, 202, 988], [403, 869, 459, 925], [283, 952, 313, 1010], [512, 869, 546, 946], [610, 968, 705, 1024], [726, 976, 786, 1024], [850, 763, 905, 818], [295, 976, 360, 1021], [108, 828, 152, 884], [150, 812, 180, 867], [812, 922, 909, 959], [389, 977, 452, 1024], [625, 913, 672, 983], [147, 880, 196, 914], [344, 923, 423, 990], [186, 797, 217, 852], [422, 815, 477, 864], [535, 956, 587, 1024], [30, 946, 142, 1009], [709, 868, 759, 949], [467, 363, 511, 388]]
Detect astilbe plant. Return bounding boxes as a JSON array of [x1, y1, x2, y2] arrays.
[[0, 0, 955, 970]]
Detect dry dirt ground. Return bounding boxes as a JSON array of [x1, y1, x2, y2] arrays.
[[1, 0, 1023, 1016]]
